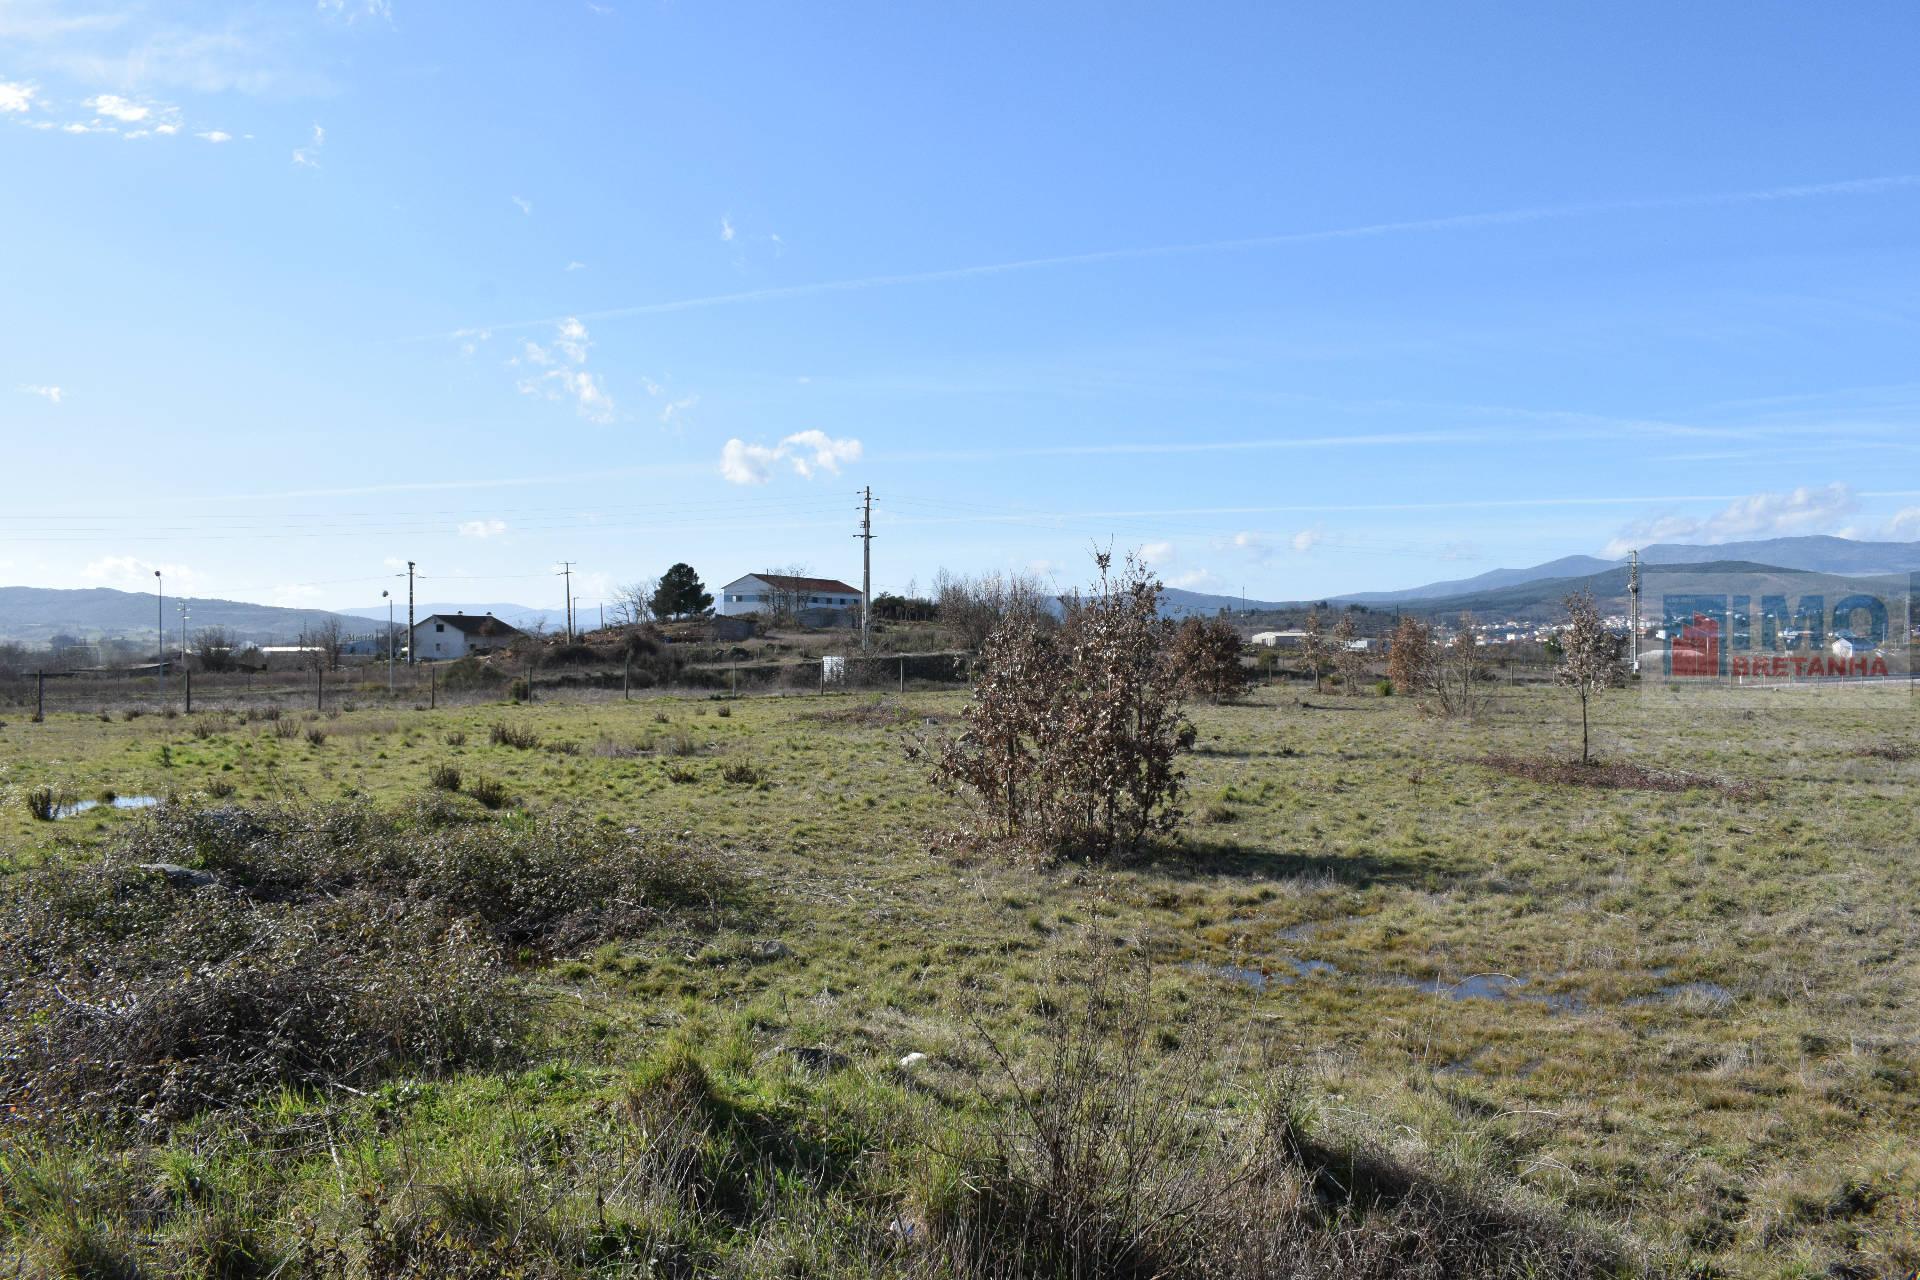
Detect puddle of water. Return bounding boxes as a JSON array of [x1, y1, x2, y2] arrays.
[[1189, 955, 1339, 992], [1386, 972, 1587, 1014], [54, 795, 160, 819], [1190, 956, 1587, 1013]]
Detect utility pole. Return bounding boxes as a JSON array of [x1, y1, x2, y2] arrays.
[[558, 562, 575, 643], [154, 570, 163, 681], [406, 561, 416, 666], [383, 590, 395, 693], [854, 486, 874, 651], [1627, 549, 1642, 673]]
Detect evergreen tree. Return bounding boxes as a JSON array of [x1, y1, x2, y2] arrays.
[[649, 564, 713, 619]]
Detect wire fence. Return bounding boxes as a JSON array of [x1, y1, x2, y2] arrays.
[[0, 650, 979, 720]]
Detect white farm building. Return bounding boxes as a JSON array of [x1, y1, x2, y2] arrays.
[[716, 573, 864, 621], [409, 612, 524, 661]]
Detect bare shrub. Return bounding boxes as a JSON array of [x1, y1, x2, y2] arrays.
[[443, 729, 467, 747], [271, 718, 300, 740], [1170, 615, 1247, 703], [934, 954, 1626, 1280], [304, 726, 327, 747], [429, 763, 462, 792], [1432, 612, 1491, 719], [916, 552, 1193, 859], [720, 760, 762, 786], [1386, 615, 1437, 696]]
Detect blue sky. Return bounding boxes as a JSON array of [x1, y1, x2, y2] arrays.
[[4, 0, 1920, 612]]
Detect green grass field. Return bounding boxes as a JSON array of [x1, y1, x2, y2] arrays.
[[1, 681, 1915, 1277]]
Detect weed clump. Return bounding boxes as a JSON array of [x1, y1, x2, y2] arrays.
[[428, 763, 462, 792], [466, 777, 511, 810], [488, 722, 540, 750], [0, 802, 729, 1129], [24, 785, 57, 821]]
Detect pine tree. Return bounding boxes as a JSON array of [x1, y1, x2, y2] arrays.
[[649, 564, 713, 620]]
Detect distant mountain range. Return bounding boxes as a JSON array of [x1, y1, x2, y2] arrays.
[[0, 587, 566, 646], [1160, 534, 1920, 622], [1341, 536, 1920, 605], [6, 536, 1917, 643]]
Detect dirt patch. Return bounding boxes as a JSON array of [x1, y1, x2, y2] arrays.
[[801, 698, 940, 729], [1479, 754, 1765, 799], [1855, 743, 1916, 761]]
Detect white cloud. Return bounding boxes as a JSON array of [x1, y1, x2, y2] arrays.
[[1230, 531, 1271, 561], [292, 121, 322, 166], [317, 0, 393, 24], [564, 260, 586, 271], [719, 215, 735, 242], [0, 81, 36, 113], [457, 518, 508, 539], [83, 555, 197, 593], [513, 317, 614, 422], [86, 92, 147, 121], [17, 383, 62, 404], [196, 129, 231, 142], [1139, 540, 1175, 566], [1290, 528, 1326, 553], [512, 194, 532, 216], [658, 395, 698, 430], [1602, 482, 1858, 557], [452, 326, 491, 358], [1886, 508, 1920, 539], [719, 431, 863, 485], [1166, 569, 1215, 590]]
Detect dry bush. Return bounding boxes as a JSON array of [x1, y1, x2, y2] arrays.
[[915, 552, 1194, 860], [934, 955, 1629, 1280], [428, 763, 461, 792], [304, 726, 327, 747], [935, 567, 1056, 649], [1332, 613, 1371, 695], [0, 803, 731, 1129], [1386, 615, 1436, 696], [465, 777, 511, 810], [1171, 615, 1248, 703], [24, 785, 57, 821], [271, 718, 300, 740], [1857, 743, 1916, 761]]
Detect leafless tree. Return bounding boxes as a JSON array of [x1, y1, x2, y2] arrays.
[[1432, 612, 1489, 718], [934, 568, 1054, 649], [192, 626, 238, 673], [1556, 592, 1624, 763], [610, 580, 656, 627], [298, 617, 346, 672], [1300, 608, 1331, 693], [1332, 612, 1370, 694]]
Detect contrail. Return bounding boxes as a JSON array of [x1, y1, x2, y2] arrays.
[[421, 174, 1920, 340]]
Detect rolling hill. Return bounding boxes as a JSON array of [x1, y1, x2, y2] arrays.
[[0, 587, 365, 646]]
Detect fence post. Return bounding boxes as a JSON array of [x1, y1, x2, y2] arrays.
[[185, 668, 192, 715], [623, 655, 630, 701], [899, 655, 906, 694], [526, 658, 534, 705], [731, 661, 737, 696], [430, 663, 437, 710], [316, 666, 323, 712], [36, 671, 44, 721]]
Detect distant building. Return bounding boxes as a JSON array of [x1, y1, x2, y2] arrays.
[[409, 612, 523, 661], [716, 574, 864, 626], [1250, 629, 1307, 648]]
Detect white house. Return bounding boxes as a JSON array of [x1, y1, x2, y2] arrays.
[[409, 612, 524, 661], [717, 573, 864, 619]]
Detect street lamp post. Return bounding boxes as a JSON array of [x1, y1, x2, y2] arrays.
[[382, 590, 394, 693], [177, 604, 190, 702]]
